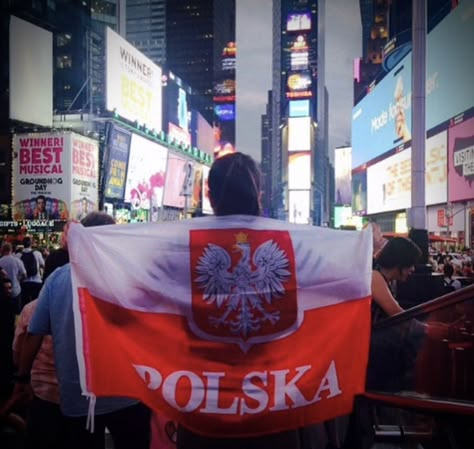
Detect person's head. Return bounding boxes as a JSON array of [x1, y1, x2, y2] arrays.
[[1, 278, 13, 298], [36, 195, 46, 211], [43, 248, 70, 282], [443, 263, 454, 279], [1, 242, 12, 256], [80, 211, 115, 228], [375, 237, 422, 282], [23, 236, 32, 248], [208, 152, 262, 216]]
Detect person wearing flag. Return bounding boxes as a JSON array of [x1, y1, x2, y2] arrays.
[[63, 152, 374, 448]]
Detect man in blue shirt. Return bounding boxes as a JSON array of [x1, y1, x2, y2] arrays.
[[13, 212, 150, 449]]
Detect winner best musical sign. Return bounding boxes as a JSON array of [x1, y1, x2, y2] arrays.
[[12, 132, 99, 221], [105, 27, 162, 132]]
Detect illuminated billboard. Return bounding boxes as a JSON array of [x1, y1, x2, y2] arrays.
[[163, 155, 188, 208], [352, 0, 474, 167], [352, 169, 367, 215], [286, 13, 311, 32], [448, 116, 474, 202], [214, 79, 235, 96], [12, 132, 99, 221], [288, 117, 311, 152], [214, 104, 235, 121], [367, 131, 448, 214], [288, 152, 311, 190], [10, 16, 52, 127], [105, 27, 162, 131], [202, 165, 212, 215], [289, 100, 310, 117], [289, 190, 311, 224], [104, 125, 131, 200], [165, 73, 190, 146], [334, 147, 352, 205], [125, 134, 168, 210], [287, 72, 312, 92], [291, 52, 309, 71]]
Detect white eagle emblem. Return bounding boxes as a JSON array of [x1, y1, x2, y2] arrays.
[[194, 232, 291, 338]]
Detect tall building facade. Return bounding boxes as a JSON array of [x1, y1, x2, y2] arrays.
[[269, 0, 331, 225], [261, 91, 273, 217], [127, 0, 166, 65], [355, 0, 453, 103], [126, 0, 236, 152]]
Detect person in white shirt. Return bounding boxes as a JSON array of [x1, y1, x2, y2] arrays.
[[19, 237, 45, 309], [0, 242, 27, 312]]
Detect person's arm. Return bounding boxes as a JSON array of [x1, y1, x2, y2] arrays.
[[17, 259, 27, 282], [12, 306, 31, 366], [371, 270, 404, 317]]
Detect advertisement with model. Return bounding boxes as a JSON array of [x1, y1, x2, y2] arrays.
[[105, 27, 162, 132], [12, 132, 99, 220], [352, 0, 474, 168]]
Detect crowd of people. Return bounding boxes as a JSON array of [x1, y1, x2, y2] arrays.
[[0, 152, 472, 449]]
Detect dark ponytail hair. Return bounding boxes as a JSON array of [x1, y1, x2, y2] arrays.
[[208, 152, 262, 216]]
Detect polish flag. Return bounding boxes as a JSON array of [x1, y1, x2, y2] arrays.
[[68, 216, 372, 437]]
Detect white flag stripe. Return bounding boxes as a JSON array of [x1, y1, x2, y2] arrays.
[[68, 216, 372, 316]]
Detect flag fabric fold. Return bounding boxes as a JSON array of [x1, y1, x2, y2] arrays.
[[69, 215, 373, 437]]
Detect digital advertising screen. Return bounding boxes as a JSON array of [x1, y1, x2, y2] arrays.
[[12, 132, 72, 220], [124, 134, 168, 210], [352, 0, 474, 167], [351, 169, 367, 215], [288, 152, 311, 190], [448, 116, 474, 202], [365, 130, 449, 214], [70, 134, 99, 220], [287, 72, 312, 93], [334, 147, 352, 205], [425, 131, 447, 205], [333, 205, 353, 229], [165, 74, 191, 146], [105, 27, 162, 132], [201, 165, 212, 215], [288, 117, 311, 152], [289, 100, 310, 118], [163, 155, 188, 208], [286, 13, 311, 32], [214, 104, 235, 121], [104, 125, 131, 200], [367, 149, 411, 214], [10, 16, 52, 128], [289, 190, 311, 224]]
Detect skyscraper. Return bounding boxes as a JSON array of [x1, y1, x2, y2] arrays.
[[126, 0, 236, 150], [269, 0, 331, 225]]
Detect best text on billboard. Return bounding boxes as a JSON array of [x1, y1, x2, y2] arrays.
[[106, 27, 162, 131]]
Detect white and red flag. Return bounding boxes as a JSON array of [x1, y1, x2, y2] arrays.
[[68, 215, 373, 437]]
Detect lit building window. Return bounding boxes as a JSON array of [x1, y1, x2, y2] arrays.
[[57, 33, 72, 47], [57, 55, 72, 69]]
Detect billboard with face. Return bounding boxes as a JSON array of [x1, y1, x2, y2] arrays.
[[352, 0, 474, 167], [165, 73, 191, 146], [106, 27, 162, 131]]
